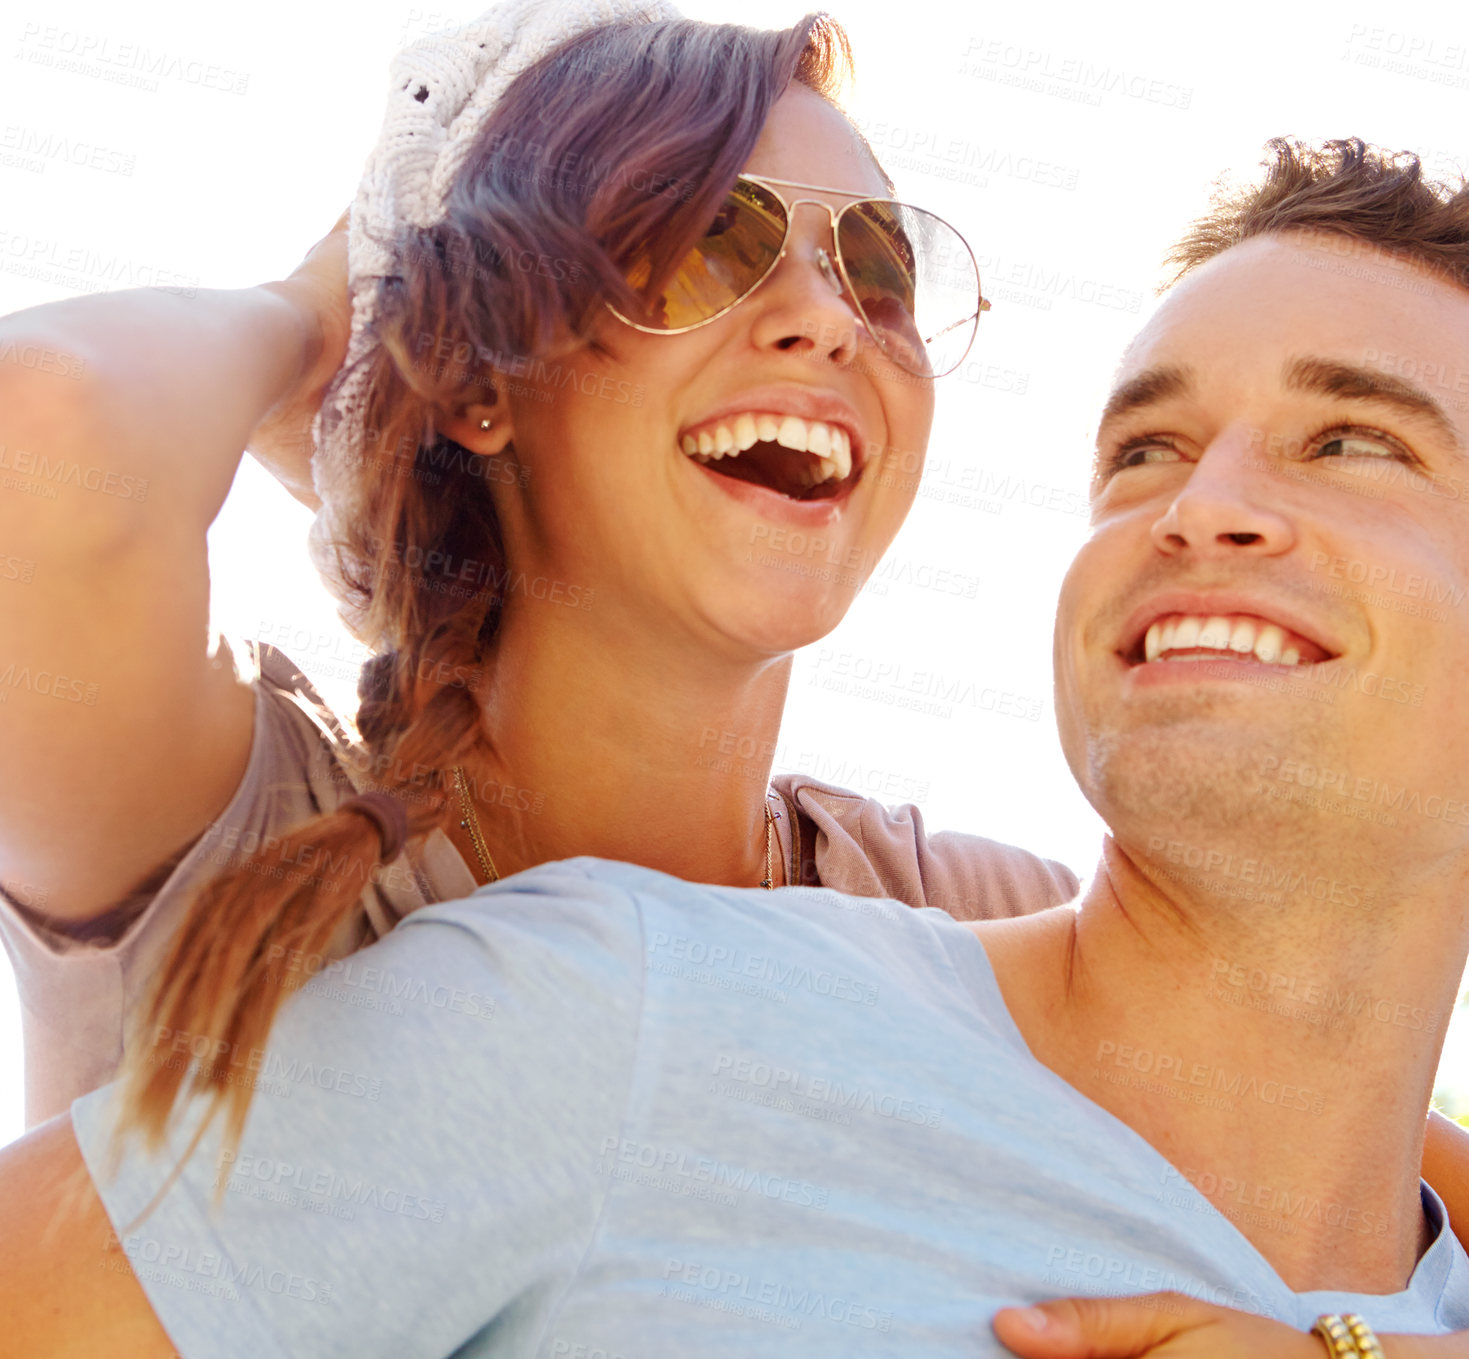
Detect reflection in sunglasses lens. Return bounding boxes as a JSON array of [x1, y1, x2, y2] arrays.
[[839, 202, 979, 378], [654, 181, 787, 329]]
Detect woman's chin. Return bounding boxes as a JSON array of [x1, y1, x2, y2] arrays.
[[715, 581, 860, 657]]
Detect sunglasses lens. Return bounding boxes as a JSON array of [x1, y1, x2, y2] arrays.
[[626, 179, 787, 330], [837, 201, 981, 377]]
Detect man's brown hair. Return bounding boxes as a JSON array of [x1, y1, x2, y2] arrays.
[[1165, 137, 1469, 292]]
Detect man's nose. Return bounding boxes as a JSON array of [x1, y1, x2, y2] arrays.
[[1149, 429, 1298, 559]]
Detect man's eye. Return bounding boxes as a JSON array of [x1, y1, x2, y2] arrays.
[[1109, 441, 1183, 470], [1312, 431, 1402, 460]]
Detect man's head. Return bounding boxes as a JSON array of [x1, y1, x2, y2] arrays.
[[1053, 139, 1469, 884]]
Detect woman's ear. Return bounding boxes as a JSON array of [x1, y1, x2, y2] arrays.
[[439, 384, 517, 456]]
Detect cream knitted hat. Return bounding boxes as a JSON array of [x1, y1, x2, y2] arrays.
[[311, 0, 679, 522]]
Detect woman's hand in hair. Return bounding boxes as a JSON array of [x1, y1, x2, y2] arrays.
[[250, 207, 353, 511], [993, 1294, 1459, 1357]]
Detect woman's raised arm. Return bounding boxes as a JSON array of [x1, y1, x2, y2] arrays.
[[0, 214, 347, 932]]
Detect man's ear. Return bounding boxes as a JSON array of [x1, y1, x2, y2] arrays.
[[439, 386, 516, 457]]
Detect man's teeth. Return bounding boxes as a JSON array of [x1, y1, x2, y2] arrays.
[[680, 413, 853, 483], [1142, 614, 1310, 666]]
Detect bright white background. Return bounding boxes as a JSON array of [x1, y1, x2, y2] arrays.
[[1, 0, 1467, 1144]]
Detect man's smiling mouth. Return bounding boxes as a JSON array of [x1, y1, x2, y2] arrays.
[[1125, 613, 1335, 668]]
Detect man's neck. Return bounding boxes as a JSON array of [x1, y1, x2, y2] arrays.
[[980, 836, 1468, 1293]]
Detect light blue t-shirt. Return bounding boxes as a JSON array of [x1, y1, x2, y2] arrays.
[[72, 858, 1469, 1358]]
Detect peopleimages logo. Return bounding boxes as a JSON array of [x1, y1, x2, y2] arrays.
[[412, 334, 645, 407], [598, 1136, 831, 1210], [16, 23, 249, 94], [958, 36, 1194, 110], [1209, 955, 1438, 1033], [0, 124, 136, 176], [120, 1235, 331, 1304], [661, 1257, 894, 1331], [214, 1150, 448, 1223], [151, 1025, 383, 1102], [647, 931, 880, 1006], [0, 231, 198, 295], [1094, 1039, 1326, 1115], [1043, 1245, 1278, 1319], [1157, 1164, 1391, 1238], [710, 1054, 943, 1128], [846, 117, 1081, 191]]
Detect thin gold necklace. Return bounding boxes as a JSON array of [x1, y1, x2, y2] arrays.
[[451, 764, 500, 883], [760, 796, 778, 889], [450, 765, 780, 889]]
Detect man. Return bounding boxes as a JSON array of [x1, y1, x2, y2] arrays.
[[5, 138, 1469, 1358]]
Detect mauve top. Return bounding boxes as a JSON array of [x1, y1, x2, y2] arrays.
[[0, 636, 1080, 1128]]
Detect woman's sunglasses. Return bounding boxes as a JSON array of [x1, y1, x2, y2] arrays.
[[609, 174, 988, 379]]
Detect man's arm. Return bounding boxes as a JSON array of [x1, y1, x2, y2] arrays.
[[0, 1115, 177, 1359], [1424, 1110, 1469, 1253]]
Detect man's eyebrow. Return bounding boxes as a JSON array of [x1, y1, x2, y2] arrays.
[[1097, 364, 1194, 426], [1284, 356, 1462, 449]]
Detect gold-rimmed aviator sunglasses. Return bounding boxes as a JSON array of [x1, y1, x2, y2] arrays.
[[608, 174, 989, 379]]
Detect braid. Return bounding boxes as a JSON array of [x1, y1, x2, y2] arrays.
[[122, 433, 504, 1162]]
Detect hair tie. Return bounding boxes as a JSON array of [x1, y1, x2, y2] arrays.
[[339, 791, 410, 861]]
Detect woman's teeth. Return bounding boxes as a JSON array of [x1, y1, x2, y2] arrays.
[[681, 413, 853, 484], [1143, 614, 1312, 666]]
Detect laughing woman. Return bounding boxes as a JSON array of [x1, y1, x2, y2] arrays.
[[0, 3, 1069, 1143]]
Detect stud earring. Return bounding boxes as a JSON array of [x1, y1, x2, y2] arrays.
[[478, 417, 493, 431]]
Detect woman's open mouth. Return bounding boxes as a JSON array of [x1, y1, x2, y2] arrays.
[[679, 412, 862, 501]]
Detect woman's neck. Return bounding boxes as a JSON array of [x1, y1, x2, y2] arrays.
[[447, 600, 793, 888]]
